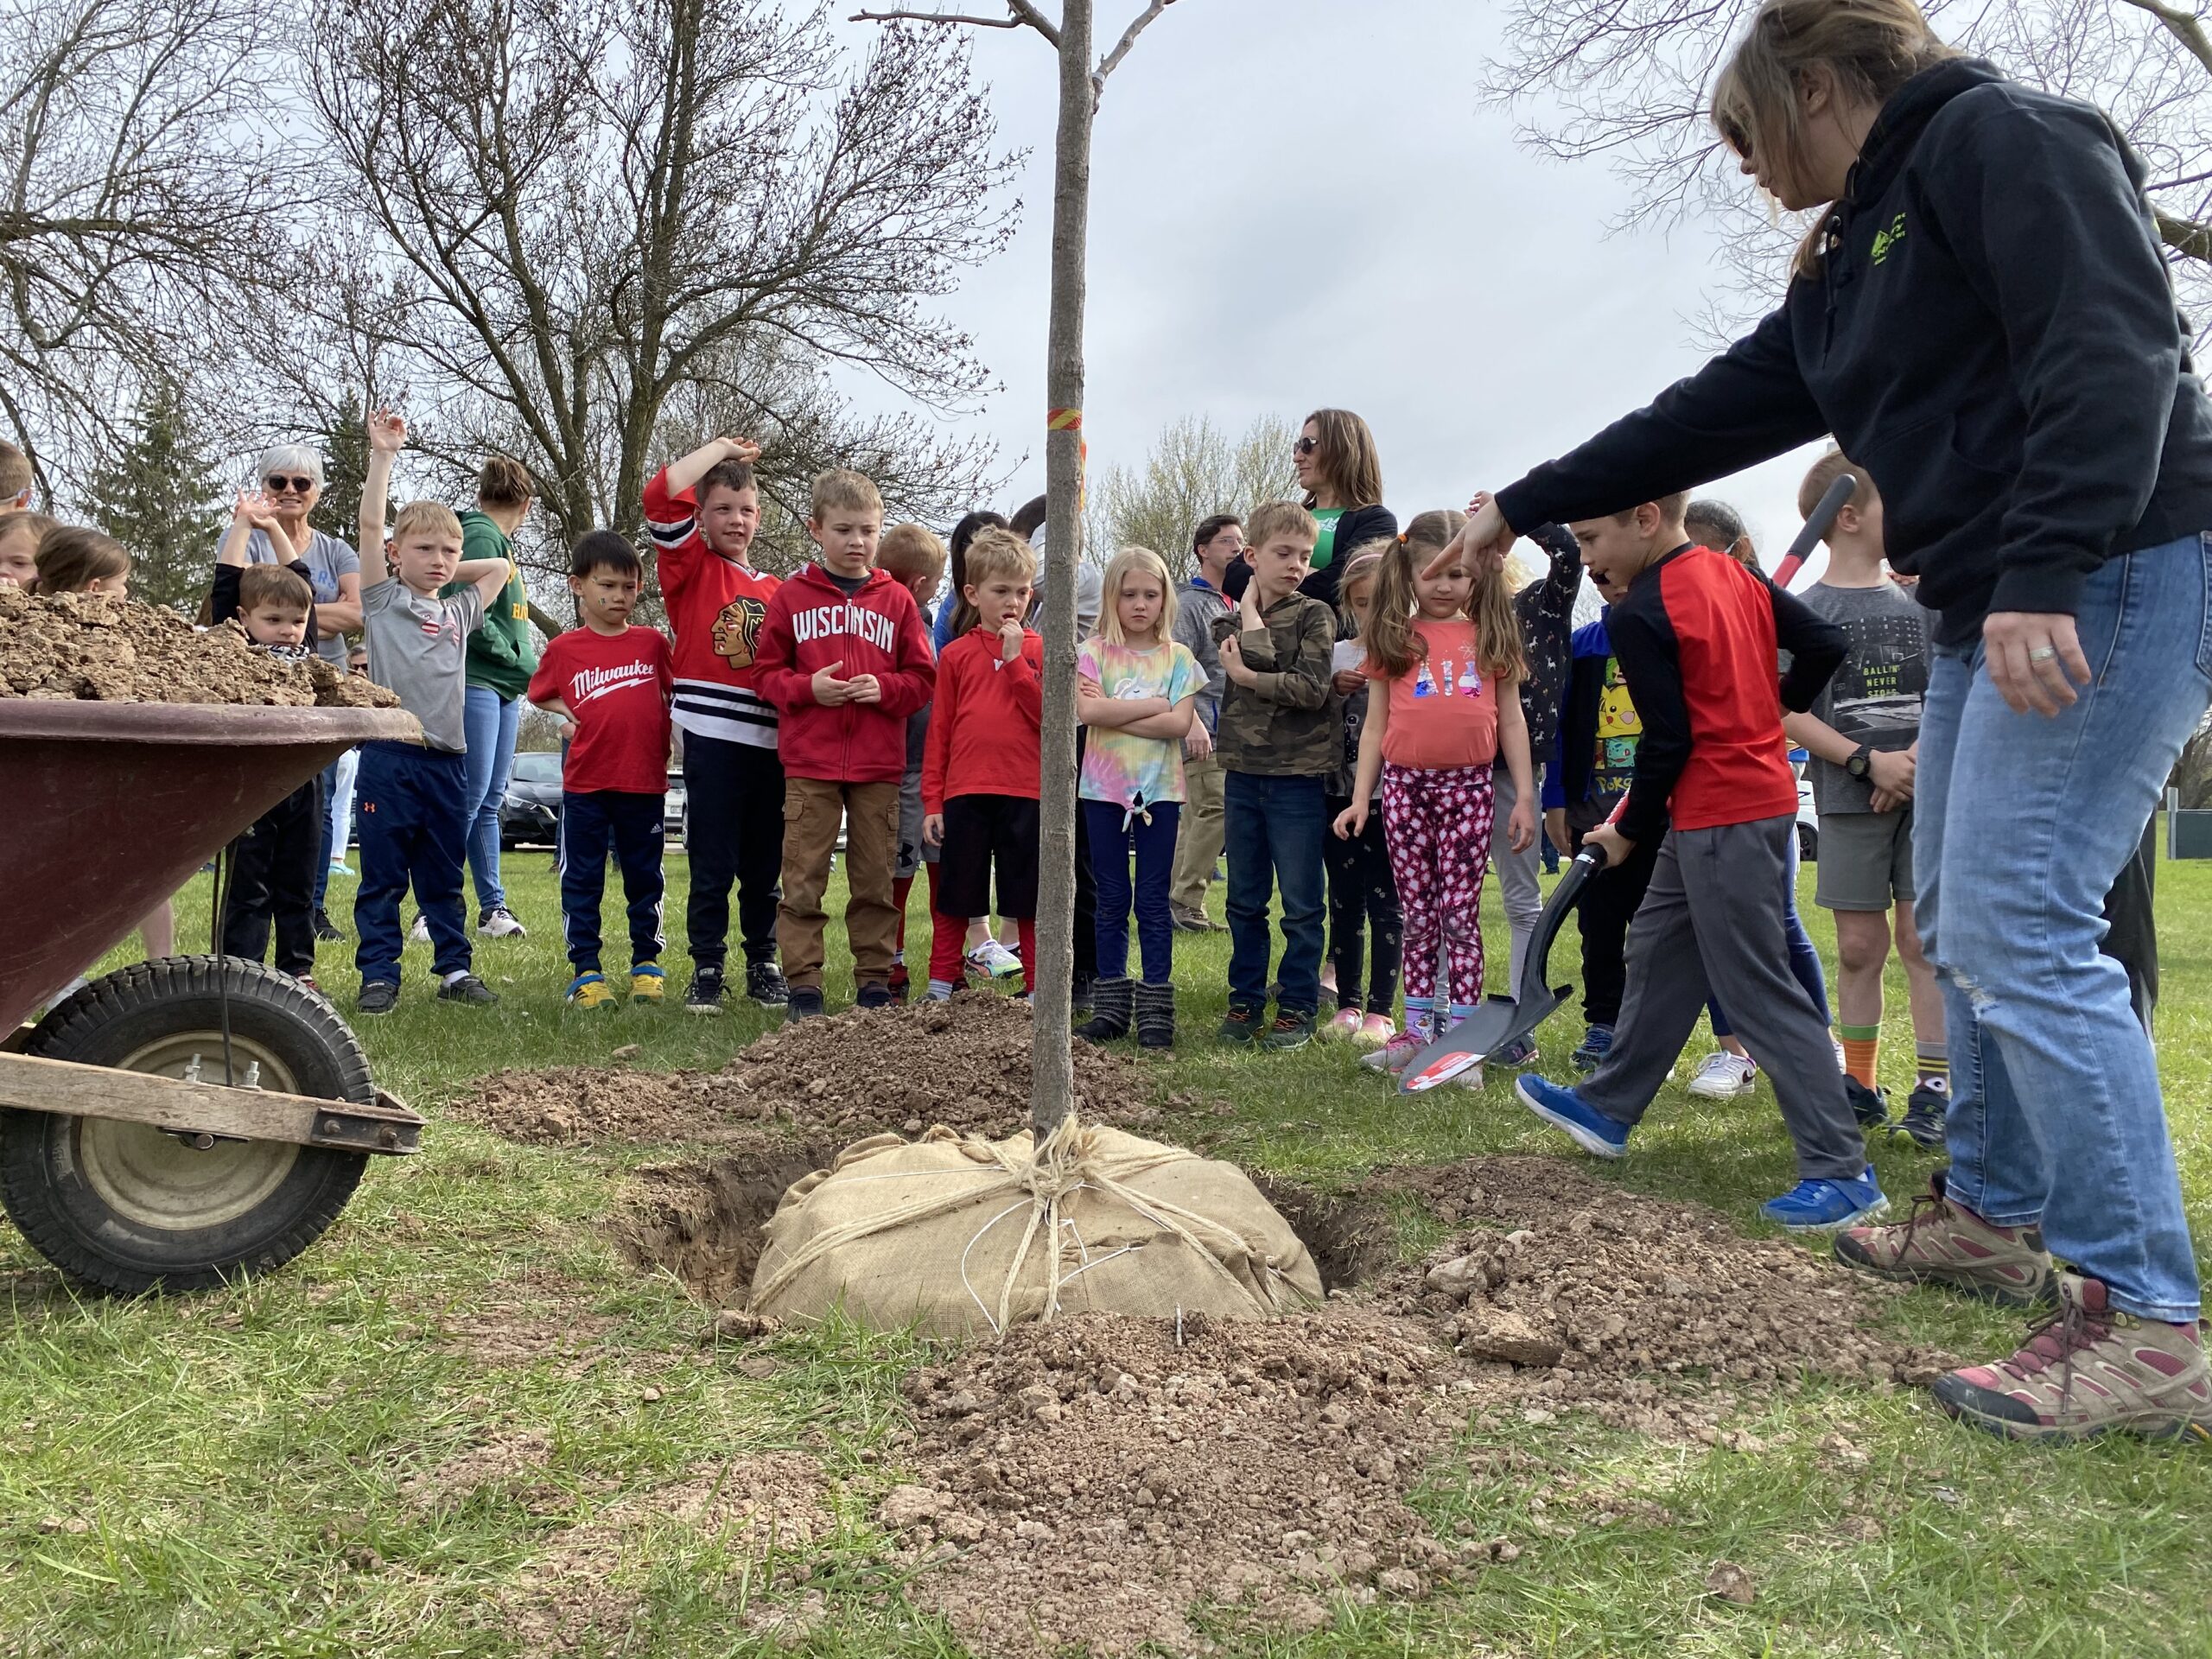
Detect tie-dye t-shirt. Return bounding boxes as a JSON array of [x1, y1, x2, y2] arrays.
[[1077, 639, 1204, 810], [1370, 618, 1499, 771]]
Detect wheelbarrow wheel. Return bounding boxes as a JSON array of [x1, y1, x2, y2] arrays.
[[2, 957, 372, 1294]]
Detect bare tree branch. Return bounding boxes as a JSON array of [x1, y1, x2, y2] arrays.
[[2118, 0, 2212, 76], [849, 1, 1059, 46], [1096, 0, 1178, 87]]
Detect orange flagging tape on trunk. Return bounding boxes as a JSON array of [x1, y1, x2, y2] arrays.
[[1046, 409, 1089, 511]]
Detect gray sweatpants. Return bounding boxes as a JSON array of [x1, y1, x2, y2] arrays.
[[1580, 815, 1867, 1182], [1490, 764, 1544, 992]]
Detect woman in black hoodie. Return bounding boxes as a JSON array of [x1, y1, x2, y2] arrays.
[[1452, 0, 2212, 1444]]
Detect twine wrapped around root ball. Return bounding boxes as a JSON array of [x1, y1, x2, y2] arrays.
[[749, 1117, 1324, 1338]]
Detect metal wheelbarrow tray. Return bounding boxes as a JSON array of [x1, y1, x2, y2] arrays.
[[0, 702, 427, 1293]]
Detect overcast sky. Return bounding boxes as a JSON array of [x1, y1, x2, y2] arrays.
[[829, 0, 1835, 579]]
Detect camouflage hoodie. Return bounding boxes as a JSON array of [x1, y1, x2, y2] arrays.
[[1214, 591, 1338, 777]]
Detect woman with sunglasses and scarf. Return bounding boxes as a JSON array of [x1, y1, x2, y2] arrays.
[[230, 444, 367, 932], [1226, 410, 1396, 613]]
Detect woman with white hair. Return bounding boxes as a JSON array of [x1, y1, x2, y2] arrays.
[[232, 442, 365, 935]]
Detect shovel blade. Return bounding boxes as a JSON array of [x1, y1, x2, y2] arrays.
[[1400, 995, 1521, 1094]]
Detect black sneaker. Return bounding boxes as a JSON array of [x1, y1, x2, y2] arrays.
[[1262, 1010, 1317, 1052], [744, 960, 789, 1007], [1845, 1076, 1892, 1132], [357, 980, 399, 1016], [855, 982, 893, 1011], [1216, 1004, 1266, 1045], [313, 906, 344, 943], [1897, 1084, 1948, 1149], [684, 967, 726, 1016], [787, 987, 826, 1021], [436, 973, 499, 1007], [1072, 976, 1096, 1017]]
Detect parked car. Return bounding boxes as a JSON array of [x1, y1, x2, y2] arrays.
[[664, 769, 688, 847], [500, 751, 564, 848]]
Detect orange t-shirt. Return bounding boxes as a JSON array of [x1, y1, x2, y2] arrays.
[[1370, 619, 1499, 771]]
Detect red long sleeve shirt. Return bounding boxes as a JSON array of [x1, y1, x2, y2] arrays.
[[753, 563, 937, 783], [922, 627, 1044, 812]]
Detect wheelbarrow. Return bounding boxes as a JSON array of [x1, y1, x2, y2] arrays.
[[0, 702, 426, 1294]]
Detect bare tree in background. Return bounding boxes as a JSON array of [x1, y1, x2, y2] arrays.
[[1486, 0, 2212, 327], [301, 0, 1019, 582], [0, 0, 276, 494], [855, 0, 1184, 1136], [1089, 412, 1294, 562]]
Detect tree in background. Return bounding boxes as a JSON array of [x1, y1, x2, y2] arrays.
[[1485, 0, 2212, 326], [1089, 413, 1295, 561], [302, 0, 1019, 584], [80, 380, 226, 615]]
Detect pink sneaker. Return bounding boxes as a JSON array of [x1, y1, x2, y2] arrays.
[[1326, 1007, 1363, 1040], [1355, 1014, 1395, 1050], [1362, 1029, 1425, 1074]]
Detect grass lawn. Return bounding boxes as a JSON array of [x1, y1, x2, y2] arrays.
[[4, 841, 2210, 1656]]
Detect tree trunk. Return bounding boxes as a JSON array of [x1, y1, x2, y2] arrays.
[[1031, 0, 1095, 1141]]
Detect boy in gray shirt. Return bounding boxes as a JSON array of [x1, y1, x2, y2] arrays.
[[352, 407, 518, 1014]]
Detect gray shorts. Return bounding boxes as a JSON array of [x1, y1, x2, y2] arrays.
[[1814, 807, 1914, 912]]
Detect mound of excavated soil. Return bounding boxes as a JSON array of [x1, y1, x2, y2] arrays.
[[1370, 1156, 1950, 1438], [882, 1309, 1491, 1656], [0, 586, 397, 706], [458, 994, 1167, 1148]]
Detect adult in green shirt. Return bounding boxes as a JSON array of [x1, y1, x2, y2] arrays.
[[1224, 408, 1396, 613], [442, 456, 539, 938]]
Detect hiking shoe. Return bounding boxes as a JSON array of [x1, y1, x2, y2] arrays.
[[1495, 1033, 1538, 1068], [684, 967, 726, 1015], [409, 913, 430, 944], [1688, 1050, 1758, 1099], [1262, 1011, 1317, 1051], [313, 906, 344, 943], [567, 972, 615, 1010], [787, 987, 826, 1021], [357, 980, 399, 1016], [1217, 1004, 1266, 1046], [478, 906, 528, 939], [1932, 1274, 2212, 1444], [1834, 1173, 2054, 1307], [1170, 903, 1213, 933], [436, 973, 499, 1007], [1072, 976, 1096, 1017], [1570, 1024, 1614, 1073], [1354, 1014, 1394, 1049], [630, 965, 665, 1005], [1514, 1074, 1630, 1160], [1845, 1077, 1892, 1132], [1363, 1029, 1425, 1074], [1325, 1007, 1364, 1041], [1760, 1168, 1888, 1233], [745, 960, 789, 1007], [1897, 1084, 1948, 1149], [855, 982, 894, 1011], [967, 939, 1024, 980]]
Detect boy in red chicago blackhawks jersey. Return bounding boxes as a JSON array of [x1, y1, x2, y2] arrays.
[[644, 435, 786, 1014], [528, 533, 676, 1010], [753, 468, 937, 1019]]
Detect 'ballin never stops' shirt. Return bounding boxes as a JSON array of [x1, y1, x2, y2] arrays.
[[528, 626, 675, 795]]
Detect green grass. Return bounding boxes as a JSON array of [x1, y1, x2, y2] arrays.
[[4, 846, 2211, 1656]]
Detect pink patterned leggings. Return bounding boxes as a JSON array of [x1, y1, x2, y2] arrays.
[[1380, 761, 1495, 1009]]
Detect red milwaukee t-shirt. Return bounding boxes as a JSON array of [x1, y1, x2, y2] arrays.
[[527, 626, 674, 795]]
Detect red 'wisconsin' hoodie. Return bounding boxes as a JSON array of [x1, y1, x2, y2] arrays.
[[753, 563, 937, 783]]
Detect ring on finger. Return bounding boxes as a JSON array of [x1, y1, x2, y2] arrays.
[[2028, 645, 2058, 662]]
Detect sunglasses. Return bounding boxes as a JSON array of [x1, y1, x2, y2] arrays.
[[1293, 437, 1319, 456], [264, 474, 316, 494]]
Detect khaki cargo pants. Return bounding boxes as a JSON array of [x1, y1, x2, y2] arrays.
[[779, 776, 902, 993]]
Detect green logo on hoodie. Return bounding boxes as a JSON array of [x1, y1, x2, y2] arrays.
[[1871, 213, 1907, 266]]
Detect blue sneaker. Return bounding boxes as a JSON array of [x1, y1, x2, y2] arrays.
[[1570, 1024, 1614, 1073], [1513, 1074, 1630, 1160], [1759, 1167, 1890, 1234]]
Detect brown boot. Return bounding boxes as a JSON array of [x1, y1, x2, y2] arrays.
[[1933, 1274, 2212, 1443], [1833, 1173, 2052, 1307]]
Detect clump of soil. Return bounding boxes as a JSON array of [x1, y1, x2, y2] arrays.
[[882, 1309, 1491, 1656], [0, 586, 397, 706], [459, 994, 1167, 1148], [1371, 1156, 1950, 1437]]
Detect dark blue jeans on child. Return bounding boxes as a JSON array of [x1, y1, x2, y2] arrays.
[[1082, 798, 1179, 983], [355, 740, 471, 985], [1224, 771, 1327, 1014], [561, 790, 667, 974]]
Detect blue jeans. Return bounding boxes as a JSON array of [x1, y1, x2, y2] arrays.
[[311, 752, 356, 907], [1083, 799, 1179, 983], [1916, 535, 2212, 1323], [461, 687, 522, 915], [1224, 772, 1327, 1014], [1708, 831, 1827, 1037]]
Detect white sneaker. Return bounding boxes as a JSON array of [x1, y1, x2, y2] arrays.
[[966, 939, 1024, 980], [409, 914, 429, 944], [479, 907, 528, 939], [1688, 1050, 1759, 1100]]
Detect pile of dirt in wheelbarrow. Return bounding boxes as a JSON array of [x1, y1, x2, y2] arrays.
[[0, 587, 396, 707], [1371, 1155, 1951, 1438], [456, 994, 1169, 1148]]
